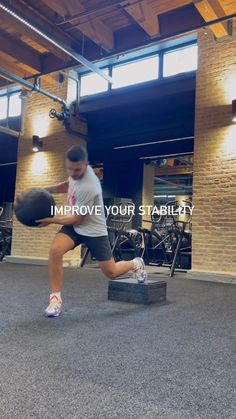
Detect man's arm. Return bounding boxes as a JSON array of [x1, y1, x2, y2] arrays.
[[45, 181, 69, 194], [36, 214, 86, 227]]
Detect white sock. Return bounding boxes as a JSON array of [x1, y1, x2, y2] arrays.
[[50, 291, 62, 302], [132, 258, 139, 271]]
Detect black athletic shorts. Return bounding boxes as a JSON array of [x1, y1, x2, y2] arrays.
[[57, 225, 112, 261]]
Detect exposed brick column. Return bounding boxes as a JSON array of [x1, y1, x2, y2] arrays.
[[10, 77, 86, 266], [192, 24, 236, 275]]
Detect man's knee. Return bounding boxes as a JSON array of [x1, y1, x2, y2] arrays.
[[104, 269, 117, 279], [99, 264, 117, 278], [49, 243, 66, 259]]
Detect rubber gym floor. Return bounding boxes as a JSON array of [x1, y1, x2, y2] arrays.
[[0, 262, 235, 419]]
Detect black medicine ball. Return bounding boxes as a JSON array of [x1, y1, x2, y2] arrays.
[[14, 188, 55, 227]]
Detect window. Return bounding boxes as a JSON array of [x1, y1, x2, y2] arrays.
[[9, 93, 21, 117], [78, 41, 198, 98], [0, 96, 8, 120], [0, 92, 22, 120], [112, 56, 159, 89], [163, 44, 198, 77], [80, 68, 109, 97]]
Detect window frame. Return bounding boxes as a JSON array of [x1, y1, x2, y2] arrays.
[[111, 54, 160, 90], [79, 66, 110, 98], [8, 92, 22, 118], [78, 40, 197, 100], [0, 90, 22, 122], [0, 95, 8, 121], [162, 43, 198, 78]]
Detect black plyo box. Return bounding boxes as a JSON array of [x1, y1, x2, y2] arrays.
[[108, 278, 167, 305]]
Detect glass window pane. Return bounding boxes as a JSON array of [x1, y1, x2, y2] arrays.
[[0, 96, 8, 120], [80, 69, 109, 97], [112, 56, 159, 89], [163, 45, 198, 77], [9, 93, 22, 117]]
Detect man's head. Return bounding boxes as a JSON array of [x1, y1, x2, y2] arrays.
[[66, 145, 88, 180]]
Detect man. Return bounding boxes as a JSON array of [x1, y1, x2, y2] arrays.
[[37, 145, 147, 317]]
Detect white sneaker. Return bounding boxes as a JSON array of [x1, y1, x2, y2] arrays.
[[132, 257, 148, 284], [44, 294, 62, 317]]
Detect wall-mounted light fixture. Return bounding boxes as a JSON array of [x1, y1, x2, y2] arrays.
[[232, 99, 236, 123], [32, 135, 43, 152]]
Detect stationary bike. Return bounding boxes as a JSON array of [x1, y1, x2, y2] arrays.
[[138, 200, 192, 275], [106, 202, 142, 261]]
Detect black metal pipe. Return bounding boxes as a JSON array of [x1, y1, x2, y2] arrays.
[[17, 0, 79, 44], [56, 0, 141, 26], [0, 68, 67, 107], [71, 11, 236, 74], [142, 11, 236, 45]]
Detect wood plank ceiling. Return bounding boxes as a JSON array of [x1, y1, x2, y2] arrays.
[[0, 0, 235, 86]]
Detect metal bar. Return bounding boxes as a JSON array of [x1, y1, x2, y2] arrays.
[[60, 71, 80, 110], [17, 0, 80, 45], [170, 224, 186, 277], [0, 125, 19, 137], [70, 11, 236, 74], [0, 0, 113, 84], [0, 68, 67, 107], [56, 0, 141, 26], [76, 11, 236, 72], [140, 152, 194, 160], [155, 177, 192, 190], [0, 162, 17, 166], [6, 95, 10, 128], [60, 71, 78, 83], [114, 136, 194, 150], [138, 11, 236, 45], [80, 247, 90, 268]]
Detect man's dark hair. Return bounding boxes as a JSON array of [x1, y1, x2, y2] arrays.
[[66, 145, 88, 162]]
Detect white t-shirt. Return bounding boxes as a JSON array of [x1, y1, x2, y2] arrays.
[[67, 165, 108, 237]]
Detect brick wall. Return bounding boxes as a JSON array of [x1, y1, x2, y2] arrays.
[[11, 76, 86, 266], [192, 23, 236, 275]]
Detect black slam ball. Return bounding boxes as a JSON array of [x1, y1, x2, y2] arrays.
[[14, 188, 55, 227]]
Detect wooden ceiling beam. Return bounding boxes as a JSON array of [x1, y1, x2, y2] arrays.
[[12, 0, 82, 50], [0, 35, 57, 84], [0, 57, 29, 79], [41, 0, 67, 17], [0, 59, 58, 86], [193, 0, 229, 37], [0, 8, 69, 62], [125, 0, 160, 37], [41, 0, 114, 51], [61, 0, 83, 17], [150, 0, 191, 15], [0, 29, 42, 73], [78, 18, 114, 51]]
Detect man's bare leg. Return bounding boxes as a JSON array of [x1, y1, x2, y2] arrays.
[[45, 233, 75, 317], [49, 233, 75, 292], [98, 257, 147, 282]]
